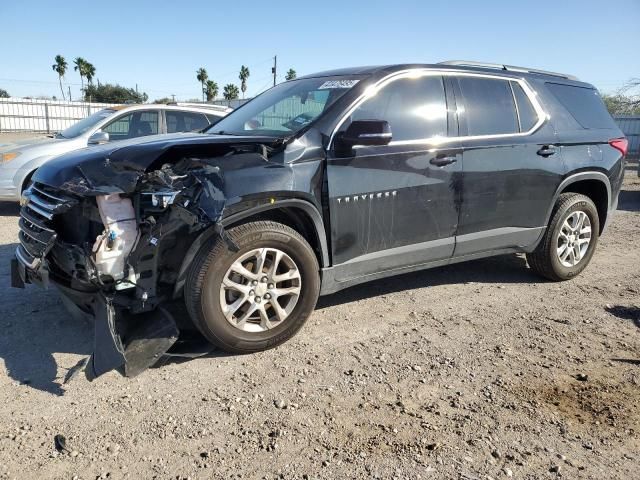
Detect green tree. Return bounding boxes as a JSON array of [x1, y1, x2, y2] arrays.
[[153, 97, 173, 104], [73, 57, 88, 93], [0, 88, 9, 98], [285, 68, 297, 81], [205, 79, 219, 101], [196, 67, 208, 102], [239, 65, 250, 99], [602, 78, 640, 115], [52, 55, 68, 100], [83, 83, 147, 103], [223, 84, 239, 105]]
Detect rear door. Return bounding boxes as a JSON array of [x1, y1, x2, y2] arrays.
[[326, 72, 462, 279], [453, 75, 564, 256]]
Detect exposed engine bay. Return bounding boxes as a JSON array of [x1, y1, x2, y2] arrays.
[[12, 137, 288, 379]]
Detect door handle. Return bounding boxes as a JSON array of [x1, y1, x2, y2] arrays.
[[430, 156, 458, 167], [536, 145, 557, 157]]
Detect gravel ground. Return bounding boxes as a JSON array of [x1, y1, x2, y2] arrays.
[[0, 135, 638, 479]]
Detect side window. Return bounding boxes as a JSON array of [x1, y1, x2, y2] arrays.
[[511, 81, 538, 132], [134, 111, 159, 137], [102, 113, 133, 141], [166, 111, 210, 133], [205, 113, 223, 125], [102, 111, 159, 140], [347, 76, 447, 142], [546, 83, 617, 129], [458, 77, 518, 136]]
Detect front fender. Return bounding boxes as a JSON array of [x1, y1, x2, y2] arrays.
[[14, 154, 60, 192], [172, 198, 329, 299]]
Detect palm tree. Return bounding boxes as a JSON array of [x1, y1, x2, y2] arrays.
[[196, 67, 208, 102], [85, 62, 96, 84], [239, 65, 250, 99], [52, 55, 68, 100], [73, 57, 87, 93], [223, 84, 239, 105], [205, 80, 218, 101], [285, 68, 297, 81]]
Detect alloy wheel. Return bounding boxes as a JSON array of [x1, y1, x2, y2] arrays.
[[556, 210, 592, 267], [219, 248, 302, 332]]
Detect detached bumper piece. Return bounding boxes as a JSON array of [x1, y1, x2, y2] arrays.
[[88, 295, 179, 379]]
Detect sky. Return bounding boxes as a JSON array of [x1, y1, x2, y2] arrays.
[[1, 0, 638, 101]]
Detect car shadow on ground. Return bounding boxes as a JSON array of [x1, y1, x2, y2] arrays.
[[0, 246, 539, 392], [618, 189, 640, 212], [318, 253, 534, 309], [0, 201, 20, 216], [606, 305, 640, 366], [605, 305, 640, 329], [0, 244, 93, 395]]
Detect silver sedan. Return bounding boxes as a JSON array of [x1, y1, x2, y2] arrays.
[[0, 104, 229, 201]]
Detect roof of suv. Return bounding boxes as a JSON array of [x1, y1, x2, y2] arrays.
[[300, 61, 589, 87]]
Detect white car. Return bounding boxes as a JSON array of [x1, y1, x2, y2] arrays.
[[0, 104, 230, 201]]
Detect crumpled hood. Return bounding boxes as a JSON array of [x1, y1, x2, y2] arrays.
[[33, 132, 283, 195]]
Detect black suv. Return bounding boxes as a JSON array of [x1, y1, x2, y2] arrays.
[[13, 61, 628, 378]]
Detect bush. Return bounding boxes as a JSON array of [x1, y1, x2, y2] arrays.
[[83, 83, 148, 103]]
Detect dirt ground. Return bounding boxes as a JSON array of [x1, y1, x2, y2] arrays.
[[0, 134, 638, 479]]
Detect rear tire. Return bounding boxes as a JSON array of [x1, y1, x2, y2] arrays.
[[527, 193, 599, 281], [185, 221, 320, 354]]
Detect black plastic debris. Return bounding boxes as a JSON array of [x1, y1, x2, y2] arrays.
[[54, 434, 70, 453]]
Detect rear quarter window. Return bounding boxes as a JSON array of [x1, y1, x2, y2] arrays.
[[546, 83, 617, 129]]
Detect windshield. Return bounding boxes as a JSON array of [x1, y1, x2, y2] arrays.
[[205, 76, 363, 137], [58, 109, 116, 139]]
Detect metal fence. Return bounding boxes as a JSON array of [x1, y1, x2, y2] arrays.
[[0, 98, 116, 133], [614, 116, 640, 159]]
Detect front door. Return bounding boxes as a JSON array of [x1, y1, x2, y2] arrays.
[[326, 73, 461, 281]]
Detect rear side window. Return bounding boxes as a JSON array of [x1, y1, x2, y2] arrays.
[[546, 83, 616, 129], [205, 113, 223, 124], [510, 82, 538, 132], [458, 77, 519, 136], [348, 75, 448, 142], [166, 111, 209, 133]]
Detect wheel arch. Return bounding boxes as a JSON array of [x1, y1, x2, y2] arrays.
[[547, 172, 611, 234], [172, 199, 329, 298]]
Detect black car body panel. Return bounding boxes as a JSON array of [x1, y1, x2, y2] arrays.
[[13, 62, 625, 379]]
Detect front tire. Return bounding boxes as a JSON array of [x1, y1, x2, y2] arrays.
[[185, 221, 320, 354], [527, 193, 600, 281]]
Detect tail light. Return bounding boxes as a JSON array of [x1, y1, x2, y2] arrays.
[[609, 138, 629, 157]]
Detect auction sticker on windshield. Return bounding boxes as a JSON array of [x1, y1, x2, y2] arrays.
[[318, 80, 360, 89]]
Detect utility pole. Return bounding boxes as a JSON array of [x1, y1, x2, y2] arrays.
[[171, 94, 176, 102], [272, 55, 277, 87]]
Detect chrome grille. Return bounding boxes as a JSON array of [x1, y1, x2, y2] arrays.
[[16, 183, 78, 269]]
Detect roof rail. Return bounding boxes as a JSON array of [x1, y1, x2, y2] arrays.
[[438, 60, 579, 81], [167, 102, 233, 112]]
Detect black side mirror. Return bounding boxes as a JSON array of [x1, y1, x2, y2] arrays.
[[336, 120, 392, 150]]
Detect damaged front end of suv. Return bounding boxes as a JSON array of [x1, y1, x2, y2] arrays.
[[12, 134, 292, 379]]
